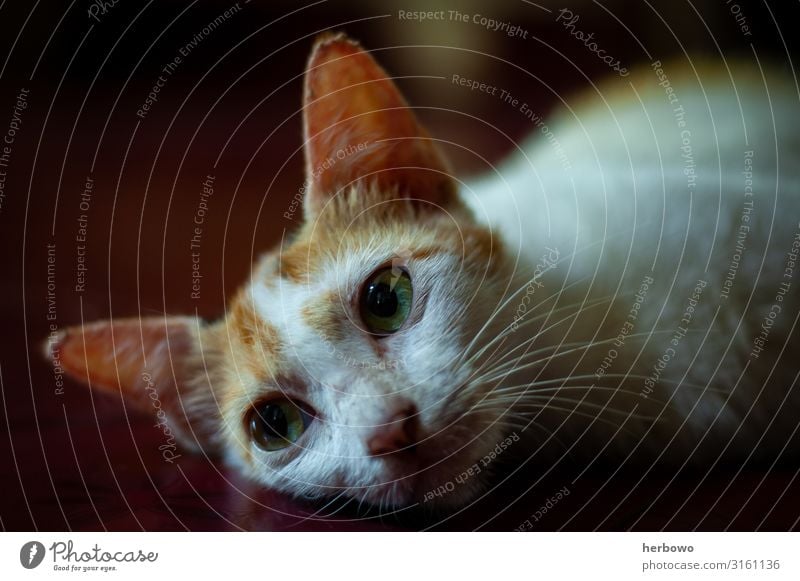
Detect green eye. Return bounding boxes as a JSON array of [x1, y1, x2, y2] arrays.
[[360, 267, 413, 335], [249, 399, 310, 451]]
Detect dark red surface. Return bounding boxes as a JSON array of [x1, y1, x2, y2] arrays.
[[5, 367, 800, 530], [1, 0, 799, 531]]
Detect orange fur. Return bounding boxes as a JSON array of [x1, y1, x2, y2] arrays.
[[303, 32, 457, 216]]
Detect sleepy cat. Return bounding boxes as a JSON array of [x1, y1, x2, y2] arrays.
[[46, 32, 800, 511]]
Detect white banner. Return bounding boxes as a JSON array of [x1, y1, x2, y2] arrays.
[[0, 532, 797, 580]]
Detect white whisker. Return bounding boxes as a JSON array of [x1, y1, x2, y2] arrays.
[[464, 293, 617, 369]]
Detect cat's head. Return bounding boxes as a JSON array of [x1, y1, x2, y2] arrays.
[[48, 34, 522, 509]]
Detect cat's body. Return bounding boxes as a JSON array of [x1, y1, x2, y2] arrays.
[[465, 62, 800, 462], [49, 35, 800, 512]]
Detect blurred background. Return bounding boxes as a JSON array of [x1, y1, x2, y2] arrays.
[[1, 0, 798, 531]]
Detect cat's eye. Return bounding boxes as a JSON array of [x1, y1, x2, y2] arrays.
[[249, 399, 312, 451], [360, 266, 413, 335]]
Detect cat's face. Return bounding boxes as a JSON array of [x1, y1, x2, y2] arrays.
[[49, 33, 520, 510], [217, 188, 512, 507]]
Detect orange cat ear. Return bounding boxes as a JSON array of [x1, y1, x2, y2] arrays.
[[302, 32, 457, 216], [44, 317, 218, 452]]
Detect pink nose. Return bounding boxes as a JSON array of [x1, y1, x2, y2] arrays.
[[367, 404, 419, 456]]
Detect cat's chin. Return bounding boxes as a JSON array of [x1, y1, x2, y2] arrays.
[[354, 472, 485, 511], [366, 420, 511, 510], [355, 443, 499, 511], [364, 471, 488, 512]]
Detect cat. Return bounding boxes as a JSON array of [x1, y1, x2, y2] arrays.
[[46, 32, 800, 511]]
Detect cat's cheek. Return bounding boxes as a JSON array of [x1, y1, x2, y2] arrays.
[[227, 451, 302, 499]]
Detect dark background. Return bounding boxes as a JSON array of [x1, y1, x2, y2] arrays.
[[1, 0, 798, 530]]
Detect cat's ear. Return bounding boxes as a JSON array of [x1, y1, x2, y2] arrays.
[[302, 32, 457, 216], [45, 316, 219, 453]]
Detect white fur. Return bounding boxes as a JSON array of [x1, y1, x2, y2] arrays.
[[464, 65, 800, 453], [230, 64, 800, 509], [238, 237, 503, 507]]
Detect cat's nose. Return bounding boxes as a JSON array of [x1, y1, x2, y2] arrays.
[[367, 403, 419, 456]]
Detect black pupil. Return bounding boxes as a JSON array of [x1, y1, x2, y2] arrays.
[[258, 405, 288, 439], [366, 282, 398, 318]]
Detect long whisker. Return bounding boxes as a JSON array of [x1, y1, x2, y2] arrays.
[[356, 490, 369, 516], [292, 489, 349, 525], [465, 338, 608, 388], [491, 333, 710, 389], [476, 417, 570, 453], [458, 228, 644, 368], [464, 297, 614, 384], [473, 392, 656, 420], [493, 373, 709, 392], [457, 237, 612, 367], [449, 377, 658, 409], [469, 331, 679, 386], [457, 272, 589, 367], [464, 293, 618, 369], [485, 383, 660, 400], [481, 405, 641, 434], [317, 493, 354, 519]]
